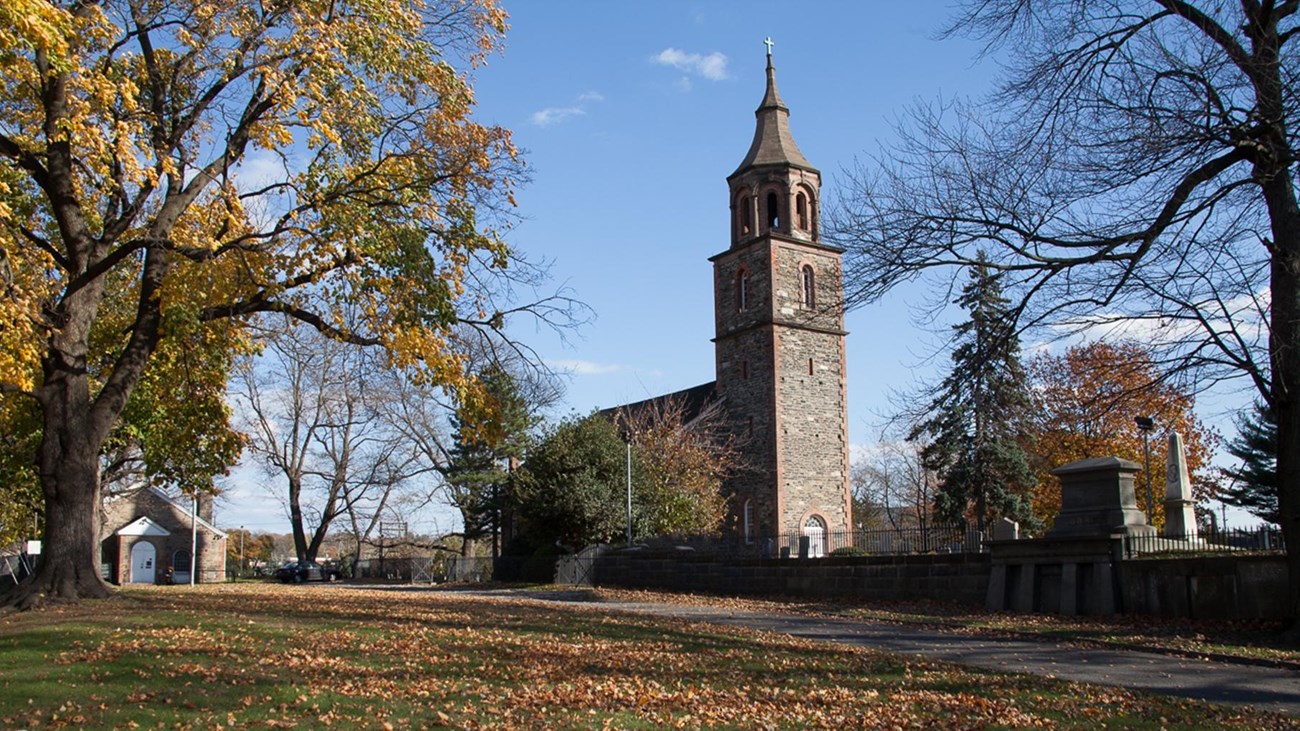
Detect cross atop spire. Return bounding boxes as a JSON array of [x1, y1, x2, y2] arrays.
[[763, 36, 774, 57]]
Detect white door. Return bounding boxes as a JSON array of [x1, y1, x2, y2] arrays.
[[803, 516, 826, 558], [129, 542, 156, 584]]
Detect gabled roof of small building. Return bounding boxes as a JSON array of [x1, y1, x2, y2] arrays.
[[117, 516, 171, 537], [104, 486, 229, 539]]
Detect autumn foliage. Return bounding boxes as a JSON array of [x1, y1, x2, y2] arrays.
[[1025, 341, 1219, 529], [0, 0, 520, 606]]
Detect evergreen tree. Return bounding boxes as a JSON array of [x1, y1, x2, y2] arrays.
[[909, 256, 1036, 533], [510, 414, 631, 547], [445, 366, 534, 557], [1220, 402, 1279, 526]]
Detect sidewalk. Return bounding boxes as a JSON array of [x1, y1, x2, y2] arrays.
[[462, 588, 1300, 716]]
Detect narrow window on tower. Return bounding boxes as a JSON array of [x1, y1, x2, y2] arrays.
[[743, 499, 753, 544], [801, 265, 815, 309], [808, 358, 814, 375], [738, 194, 752, 236], [737, 269, 749, 311], [796, 192, 808, 230], [741, 360, 749, 380], [765, 191, 780, 230]]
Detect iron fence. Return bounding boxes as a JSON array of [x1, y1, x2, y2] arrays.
[[1123, 526, 1284, 558], [353, 557, 416, 581]]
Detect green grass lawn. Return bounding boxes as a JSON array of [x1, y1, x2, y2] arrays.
[[0, 583, 1293, 730]]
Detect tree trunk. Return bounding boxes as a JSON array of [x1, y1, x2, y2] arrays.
[[2, 381, 112, 610], [1269, 198, 1300, 634]]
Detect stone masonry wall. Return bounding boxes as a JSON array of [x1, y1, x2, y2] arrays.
[[586, 549, 1287, 620], [592, 550, 991, 605], [714, 239, 779, 537], [101, 489, 227, 583], [773, 240, 849, 535], [715, 325, 778, 536]]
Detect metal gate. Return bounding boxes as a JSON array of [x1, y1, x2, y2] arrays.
[[555, 544, 607, 586]]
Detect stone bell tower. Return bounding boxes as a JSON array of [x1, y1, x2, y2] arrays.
[[711, 42, 852, 550]]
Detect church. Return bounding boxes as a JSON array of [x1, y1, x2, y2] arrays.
[[616, 46, 852, 553]]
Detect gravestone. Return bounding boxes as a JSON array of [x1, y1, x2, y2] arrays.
[[1044, 457, 1155, 539], [993, 517, 1020, 541], [1162, 433, 1198, 538]]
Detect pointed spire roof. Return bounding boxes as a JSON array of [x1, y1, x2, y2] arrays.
[[731, 47, 815, 177]]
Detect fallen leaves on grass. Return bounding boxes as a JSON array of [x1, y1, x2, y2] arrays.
[[1, 584, 1295, 730]]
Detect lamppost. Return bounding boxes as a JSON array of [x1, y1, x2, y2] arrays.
[[1135, 416, 1156, 523]]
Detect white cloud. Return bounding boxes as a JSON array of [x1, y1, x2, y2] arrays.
[[529, 91, 605, 128], [548, 358, 628, 376], [530, 106, 586, 127], [651, 48, 729, 81], [231, 150, 291, 194]]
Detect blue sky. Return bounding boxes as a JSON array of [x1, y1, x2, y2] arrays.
[[216, 2, 1258, 533], [476, 1, 995, 423]]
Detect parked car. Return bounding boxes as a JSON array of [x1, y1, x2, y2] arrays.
[[274, 560, 342, 583]]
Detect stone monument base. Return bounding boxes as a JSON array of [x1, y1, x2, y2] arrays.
[[986, 536, 1124, 615]]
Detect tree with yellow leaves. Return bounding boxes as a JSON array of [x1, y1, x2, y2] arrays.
[[1025, 341, 1219, 530], [0, 0, 536, 608]]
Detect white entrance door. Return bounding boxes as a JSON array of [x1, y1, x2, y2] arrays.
[[129, 542, 156, 584], [803, 516, 826, 558]]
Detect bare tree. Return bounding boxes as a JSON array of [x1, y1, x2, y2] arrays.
[[830, 1, 1300, 623], [853, 442, 939, 533], [381, 337, 563, 556], [616, 395, 742, 538], [233, 319, 427, 563]]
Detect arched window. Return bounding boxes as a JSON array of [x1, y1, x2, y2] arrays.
[[765, 191, 781, 230], [796, 192, 808, 230], [172, 549, 192, 583], [801, 265, 815, 309], [738, 195, 752, 236], [803, 515, 827, 558], [736, 269, 749, 311]]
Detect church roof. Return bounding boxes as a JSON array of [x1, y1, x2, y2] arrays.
[[600, 382, 719, 430], [730, 53, 815, 177]]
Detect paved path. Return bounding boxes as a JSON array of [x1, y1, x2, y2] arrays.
[[454, 589, 1300, 716]]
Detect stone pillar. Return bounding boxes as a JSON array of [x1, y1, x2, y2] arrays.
[[1162, 433, 1198, 538]]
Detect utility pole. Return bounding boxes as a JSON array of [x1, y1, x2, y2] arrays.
[[625, 437, 633, 547], [189, 494, 198, 586]]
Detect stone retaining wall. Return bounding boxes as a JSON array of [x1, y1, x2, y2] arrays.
[[1119, 554, 1288, 620], [590, 550, 991, 605], [588, 548, 1289, 620]]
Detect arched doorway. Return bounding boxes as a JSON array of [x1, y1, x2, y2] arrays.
[[802, 515, 826, 558], [129, 541, 156, 584]]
